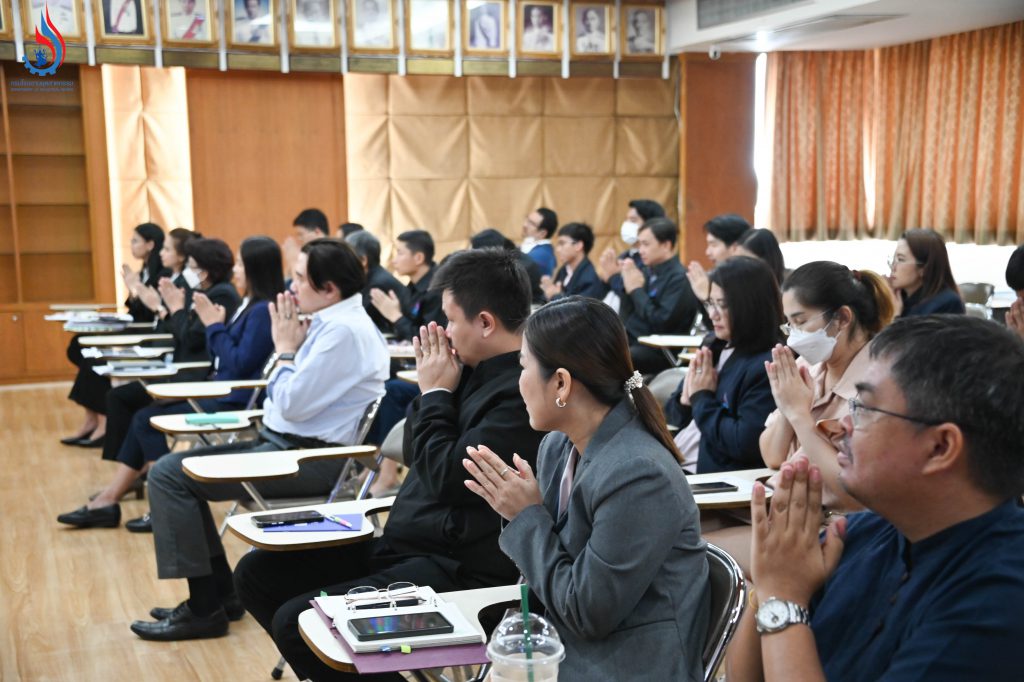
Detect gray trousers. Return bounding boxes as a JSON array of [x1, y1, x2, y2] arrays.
[[148, 437, 346, 580]]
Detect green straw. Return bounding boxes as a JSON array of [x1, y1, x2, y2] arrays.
[[520, 583, 534, 682]]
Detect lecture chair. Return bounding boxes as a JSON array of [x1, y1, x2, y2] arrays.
[[649, 367, 688, 407], [702, 543, 748, 682], [958, 282, 994, 306]]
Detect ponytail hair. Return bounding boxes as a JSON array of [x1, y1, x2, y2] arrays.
[[783, 261, 893, 339], [524, 296, 683, 464]]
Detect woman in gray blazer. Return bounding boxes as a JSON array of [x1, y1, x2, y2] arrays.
[[464, 296, 710, 681]]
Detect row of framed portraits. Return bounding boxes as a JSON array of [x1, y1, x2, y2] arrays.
[[2, 0, 664, 57]]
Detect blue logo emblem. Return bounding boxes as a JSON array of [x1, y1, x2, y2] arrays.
[[22, 6, 66, 77]]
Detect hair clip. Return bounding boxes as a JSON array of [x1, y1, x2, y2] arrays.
[[624, 370, 643, 392]]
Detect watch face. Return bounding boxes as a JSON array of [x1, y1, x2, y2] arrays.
[[757, 599, 791, 631]]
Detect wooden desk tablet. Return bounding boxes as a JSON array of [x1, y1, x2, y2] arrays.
[[226, 496, 396, 551], [182, 445, 379, 484], [98, 361, 212, 381], [396, 370, 418, 384], [84, 346, 175, 360], [686, 468, 776, 510], [78, 333, 174, 347], [49, 303, 118, 311], [145, 379, 269, 400], [388, 344, 416, 359], [150, 409, 265, 435], [638, 335, 705, 366]]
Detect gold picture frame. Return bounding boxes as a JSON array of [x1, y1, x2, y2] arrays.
[[229, 0, 279, 50], [94, 0, 155, 44], [162, 0, 218, 46], [463, 0, 505, 55], [518, 1, 559, 58], [569, 2, 613, 57], [289, 0, 339, 51], [348, 0, 396, 53], [405, 0, 452, 55], [0, 0, 11, 39], [620, 3, 662, 59], [21, 0, 85, 41]]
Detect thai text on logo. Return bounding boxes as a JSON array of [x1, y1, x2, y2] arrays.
[[23, 6, 66, 77]]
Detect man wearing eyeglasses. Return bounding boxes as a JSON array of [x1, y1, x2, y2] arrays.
[[728, 315, 1024, 682]]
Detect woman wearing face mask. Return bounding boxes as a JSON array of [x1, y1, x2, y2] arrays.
[[760, 261, 894, 511], [664, 257, 783, 473], [61, 223, 170, 448], [888, 228, 965, 317]]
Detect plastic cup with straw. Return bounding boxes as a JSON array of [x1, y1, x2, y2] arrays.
[[521, 583, 535, 682]]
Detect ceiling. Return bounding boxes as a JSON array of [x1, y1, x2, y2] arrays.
[[667, 0, 1024, 53]]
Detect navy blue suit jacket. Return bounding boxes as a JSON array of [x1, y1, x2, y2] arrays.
[[551, 257, 607, 301], [901, 287, 965, 317]]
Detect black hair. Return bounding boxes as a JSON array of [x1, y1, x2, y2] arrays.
[[900, 228, 959, 301], [134, 222, 165, 279], [186, 238, 234, 285], [525, 296, 682, 463], [704, 214, 752, 246], [556, 222, 595, 255], [628, 199, 665, 223], [737, 228, 785, 285], [1008, 245, 1024, 292], [535, 208, 558, 239], [783, 261, 894, 338], [346, 230, 382, 269], [431, 248, 531, 332], [708, 257, 783, 354], [639, 217, 679, 248], [398, 229, 435, 264], [340, 222, 364, 238], [240, 236, 285, 303], [165, 228, 199, 274], [293, 208, 329, 236], [302, 238, 365, 298], [470, 228, 515, 251], [869, 315, 1024, 500]]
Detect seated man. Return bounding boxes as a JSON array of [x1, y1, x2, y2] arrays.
[[1006, 243, 1024, 339], [520, 207, 558, 277], [346, 230, 410, 334], [130, 239, 389, 641], [618, 217, 701, 374], [597, 198, 665, 309], [471, 228, 545, 305], [233, 248, 545, 682], [729, 315, 1024, 682], [540, 222, 607, 301], [369, 229, 446, 341]]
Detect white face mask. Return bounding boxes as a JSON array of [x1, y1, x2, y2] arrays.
[[182, 267, 201, 289], [620, 220, 639, 245], [786, 319, 839, 365]]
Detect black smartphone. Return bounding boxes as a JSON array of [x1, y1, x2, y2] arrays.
[[347, 612, 454, 641], [690, 481, 739, 494], [252, 510, 325, 528]]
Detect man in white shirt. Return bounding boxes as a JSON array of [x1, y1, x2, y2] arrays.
[[131, 239, 389, 642]]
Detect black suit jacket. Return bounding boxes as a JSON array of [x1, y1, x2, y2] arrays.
[[551, 257, 607, 301], [393, 264, 446, 341], [362, 265, 411, 334], [386, 351, 545, 585], [618, 257, 700, 341], [158, 280, 241, 380]]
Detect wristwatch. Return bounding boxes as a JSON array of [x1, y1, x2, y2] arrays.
[[755, 597, 810, 634]]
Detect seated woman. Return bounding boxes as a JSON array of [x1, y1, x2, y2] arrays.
[[735, 228, 785, 286], [889, 228, 965, 317], [761, 261, 894, 512], [664, 257, 782, 473], [62, 223, 168, 447], [463, 295, 709, 682]]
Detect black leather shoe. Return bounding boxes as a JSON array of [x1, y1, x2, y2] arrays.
[[125, 513, 152, 533], [57, 504, 121, 528], [60, 435, 91, 445], [150, 593, 245, 622], [81, 435, 106, 448], [131, 602, 229, 641]]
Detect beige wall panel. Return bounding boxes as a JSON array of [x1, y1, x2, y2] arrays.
[[468, 177, 543, 235], [343, 74, 390, 115], [466, 77, 544, 116], [616, 117, 680, 177], [389, 116, 468, 179], [345, 115, 391, 179], [389, 75, 466, 116], [147, 182, 196, 230], [542, 176, 616, 231], [616, 76, 674, 116], [390, 179, 469, 246], [544, 78, 615, 117], [348, 178, 392, 234], [614, 177, 679, 223], [101, 64, 143, 112], [469, 116, 543, 178], [543, 117, 615, 176], [106, 113, 148, 180]]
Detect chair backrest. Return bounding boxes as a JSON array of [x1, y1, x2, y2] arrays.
[[353, 396, 384, 446], [380, 417, 406, 466], [649, 367, 687, 407], [964, 302, 992, 320], [702, 542, 748, 681], [959, 282, 994, 305]]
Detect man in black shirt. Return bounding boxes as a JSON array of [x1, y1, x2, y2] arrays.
[[346, 230, 410, 334], [369, 229, 446, 340], [233, 248, 544, 682]]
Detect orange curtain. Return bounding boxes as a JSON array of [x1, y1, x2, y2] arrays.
[[766, 20, 1024, 245]]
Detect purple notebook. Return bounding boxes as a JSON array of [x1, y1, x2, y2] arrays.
[[309, 600, 490, 674], [263, 514, 363, 533]]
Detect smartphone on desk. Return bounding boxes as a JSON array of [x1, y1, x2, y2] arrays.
[[251, 510, 325, 528], [348, 612, 454, 641], [690, 481, 739, 494]]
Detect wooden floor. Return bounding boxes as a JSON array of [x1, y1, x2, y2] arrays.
[[0, 383, 301, 682]]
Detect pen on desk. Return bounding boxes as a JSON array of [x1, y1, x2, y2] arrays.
[[325, 514, 353, 529]]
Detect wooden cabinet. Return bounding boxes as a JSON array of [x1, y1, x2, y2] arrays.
[[0, 311, 26, 378]]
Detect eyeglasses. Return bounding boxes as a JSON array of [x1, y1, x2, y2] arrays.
[[704, 298, 728, 314], [779, 309, 833, 337], [887, 256, 924, 270], [344, 582, 423, 609], [847, 398, 945, 429]]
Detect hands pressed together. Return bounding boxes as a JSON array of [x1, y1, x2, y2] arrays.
[[539, 275, 562, 300], [369, 287, 403, 323], [1006, 299, 1024, 341], [157, 277, 186, 314], [193, 292, 226, 327], [620, 258, 646, 293], [463, 445, 542, 521], [414, 321, 462, 393], [765, 345, 815, 424], [268, 292, 309, 354]]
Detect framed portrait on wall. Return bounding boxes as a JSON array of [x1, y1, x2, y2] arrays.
[[22, 0, 85, 41], [570, 3, 612, 57], [621, 4, 661, 57], [463, 0, 505, 54], [348, 0, 395, 52], [406, 0, 451, 54], [518, 1, 558, 57], [95, 0, 154, 42], [230, 0, 278, 48], [163, 0, 217, 46], [290, 0, 338, 49]]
